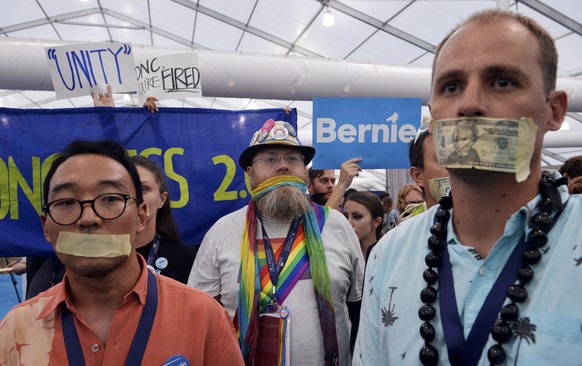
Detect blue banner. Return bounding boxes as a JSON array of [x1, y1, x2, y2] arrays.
[[312, 97, 422, 169], [0, 107, 296, 256]]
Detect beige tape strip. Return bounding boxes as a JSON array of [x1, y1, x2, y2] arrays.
[[56, 232, 131, 258]]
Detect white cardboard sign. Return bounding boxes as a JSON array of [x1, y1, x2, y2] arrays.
[[135, 53, 201, 104], [45, 42, 137, 99]]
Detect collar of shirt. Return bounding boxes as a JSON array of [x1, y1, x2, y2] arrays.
[[440, 170, 569, 249], [37, 254, 151, 319]]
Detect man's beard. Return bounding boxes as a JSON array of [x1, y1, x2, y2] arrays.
[[256, 186, 311, 222], [310, 192, 329, 205]]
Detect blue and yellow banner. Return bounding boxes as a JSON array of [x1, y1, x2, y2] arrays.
[[0, 107, 295, 256]]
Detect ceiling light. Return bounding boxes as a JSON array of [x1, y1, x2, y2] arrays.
[[560, 121, 570, 130], [322, 7, 335, 27]]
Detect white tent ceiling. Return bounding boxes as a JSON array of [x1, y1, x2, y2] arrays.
[[1, 0, 581, 192]]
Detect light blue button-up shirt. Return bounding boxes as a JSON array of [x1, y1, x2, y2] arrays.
[[354, 173, 582, 365]]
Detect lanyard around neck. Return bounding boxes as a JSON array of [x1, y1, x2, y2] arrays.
[[61, 270, 159, 366], [257, 214, 302, 301], [146, 234, 161, 267], [438, 233, 526, 366], [437, 207, 564, 366]]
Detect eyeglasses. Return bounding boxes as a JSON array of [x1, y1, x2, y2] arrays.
[[413, 118, 432, 144], [42, 193, 137, 226], [251, 154, 305, 168]]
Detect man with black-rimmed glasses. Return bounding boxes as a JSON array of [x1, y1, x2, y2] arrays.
[[0, 139, 243, 366]]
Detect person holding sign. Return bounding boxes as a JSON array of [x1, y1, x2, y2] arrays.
[[0, 140, 243, 366], [91, 86, 158, 112], [307, 158, 363, 210], [355, 9, 582, 366], [307, 168, 337, 205], [188, 119, 364, 366]]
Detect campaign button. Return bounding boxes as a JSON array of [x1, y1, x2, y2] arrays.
[[164, 354, 190, 366]]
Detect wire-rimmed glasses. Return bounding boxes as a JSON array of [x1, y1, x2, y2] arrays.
[[251, 154, 305, 169]]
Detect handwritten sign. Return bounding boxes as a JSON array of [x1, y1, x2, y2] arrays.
[[135, 53, 202, 104], [45, 42, 137, 99]]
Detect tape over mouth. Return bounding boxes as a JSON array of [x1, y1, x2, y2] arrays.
[[55, 232, 132, 258]]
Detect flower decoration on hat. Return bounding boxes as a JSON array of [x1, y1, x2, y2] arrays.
[[239, 118, 316, 170]]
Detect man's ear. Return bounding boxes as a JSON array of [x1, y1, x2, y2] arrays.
[[307, 181, 314, 194], [40, 213, 52, 243], [409, 166, 424, 188], [546, 90, 568, 132], [246, 167, 257, 191]]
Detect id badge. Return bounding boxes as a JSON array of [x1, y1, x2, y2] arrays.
[[255, 306, 290, 366]]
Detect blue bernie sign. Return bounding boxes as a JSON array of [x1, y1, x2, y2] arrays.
[[312, 97, 422, 169]]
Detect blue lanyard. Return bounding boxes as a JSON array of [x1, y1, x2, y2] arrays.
[[146, 234, 161, 267], [437, 208, 564, 366], [438, 233, 525, 366], [258, 214, 302, 301], [61, 270, 159, 366]]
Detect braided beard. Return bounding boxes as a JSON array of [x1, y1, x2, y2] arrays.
[[255, 185, 311, 222]]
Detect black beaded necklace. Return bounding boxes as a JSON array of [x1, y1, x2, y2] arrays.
[[418, 172, 566, 366]]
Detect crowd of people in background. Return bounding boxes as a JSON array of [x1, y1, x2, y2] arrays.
[[2, 150, 579, 283]]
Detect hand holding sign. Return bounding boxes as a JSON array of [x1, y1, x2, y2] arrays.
[[339, 157, 363, 184], [323, 157, 363, 210], [92, 85, 115, 107], [143, 96, 159, 113]]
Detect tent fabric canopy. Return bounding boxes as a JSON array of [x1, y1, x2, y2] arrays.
[[1, 0, 581, 191]]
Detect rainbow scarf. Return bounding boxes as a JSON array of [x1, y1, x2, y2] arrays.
[[238, 175, 339, 365]]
